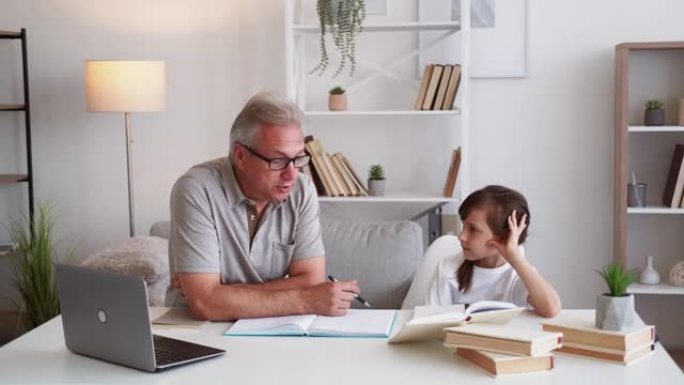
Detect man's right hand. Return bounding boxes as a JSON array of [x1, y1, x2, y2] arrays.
[[301, 280, 360, 316]]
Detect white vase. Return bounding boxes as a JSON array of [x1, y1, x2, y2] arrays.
[[639, 255, 660, 285]]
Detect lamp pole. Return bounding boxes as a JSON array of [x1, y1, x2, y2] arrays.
[[125, 112, 135, 237]]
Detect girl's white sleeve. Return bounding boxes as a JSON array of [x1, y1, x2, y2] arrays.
[[424, 256, 458, 306]]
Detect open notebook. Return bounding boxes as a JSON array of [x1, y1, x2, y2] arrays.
[[224, 309, 397, 338]]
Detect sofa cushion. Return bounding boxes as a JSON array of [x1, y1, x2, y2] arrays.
[[80, 236, 170, 306], [322, 221, 423, 309]]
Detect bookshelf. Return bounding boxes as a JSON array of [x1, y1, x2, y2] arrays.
[[284, 0, 470, 242], [0, 29, 34, 231], [614, 42, 684, 294]]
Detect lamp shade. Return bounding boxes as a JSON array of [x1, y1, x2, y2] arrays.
[[85, 60, 166, 112]]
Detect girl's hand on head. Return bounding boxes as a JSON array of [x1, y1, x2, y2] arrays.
[[487, 210, 527, 262]]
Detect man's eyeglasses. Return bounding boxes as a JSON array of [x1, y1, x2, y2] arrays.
[[238, 143, 311, 171]]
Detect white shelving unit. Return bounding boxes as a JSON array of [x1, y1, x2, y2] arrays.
[[284, 0, 471, 242], [628, 283, 684, 295]]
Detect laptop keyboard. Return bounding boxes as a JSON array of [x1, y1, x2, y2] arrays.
[[154, 348, 194, 366], [153, 334, 225, 368]]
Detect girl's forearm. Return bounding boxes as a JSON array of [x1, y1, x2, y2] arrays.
[[508, 257, 561, 317]]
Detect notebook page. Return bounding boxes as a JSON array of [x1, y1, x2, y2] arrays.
[[152, 307, 207, 329], [308, 309, 397, 337], [224, 314, 316, 336], [411, 305, 466, 323]]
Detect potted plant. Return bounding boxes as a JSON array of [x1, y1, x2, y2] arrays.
[[7, 204, 73, 333], [595, 263, 638, 331], [310, 0, 366, 78], [328, 86, 347, 111], [367, 164, 385, 196], [644, 99, 665, 126]]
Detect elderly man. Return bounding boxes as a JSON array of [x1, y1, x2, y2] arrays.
[[169, 92, 358, 321]]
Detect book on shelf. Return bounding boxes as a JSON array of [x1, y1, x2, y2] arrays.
[[422, 64, 444, 110], [303, 136, 368, 198], [443, 323, 563, 357], [433, 64, 453, 110], [443, 147, 462, 198], [331, 153, 359, 196], [442, 64, 462, 110], [304, 136, 337, 196], [224, 309, 396, 338], [415, 64, 435, 110], [339, 154, 369, 196], [553, 342, 654, 364], [388, 301, 523, 343], [324, 153, 350, 196], [457, 348, 554, 376], [300, 164, 325, 197], [662, 143, 684, 207], [541, 312, 655, 352]]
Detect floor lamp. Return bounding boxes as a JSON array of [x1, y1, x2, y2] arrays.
[[85, 61, 166, 237]]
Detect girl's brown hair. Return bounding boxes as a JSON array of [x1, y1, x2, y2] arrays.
[[456, 185, 530, 293]]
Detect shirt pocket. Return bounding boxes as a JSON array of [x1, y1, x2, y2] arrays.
[[270, 241, 295, 279]]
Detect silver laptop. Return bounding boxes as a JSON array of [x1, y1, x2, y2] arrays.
[[55, 264, 225, 372]]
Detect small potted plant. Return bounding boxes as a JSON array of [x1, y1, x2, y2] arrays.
[[644, 99, 665, 126], [367, 164, 385, 196], [310, 0, 366, 78], [595, 263, 638, 331], [328, 86, 347, 111]]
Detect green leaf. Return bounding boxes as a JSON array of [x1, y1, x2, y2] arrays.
[[596, 263, 637, 296]]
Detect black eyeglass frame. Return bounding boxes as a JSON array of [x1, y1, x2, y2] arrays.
[[238, 142, 311, 171]]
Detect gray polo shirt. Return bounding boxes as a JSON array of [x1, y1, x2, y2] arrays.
[[169, 157, 325, 287]]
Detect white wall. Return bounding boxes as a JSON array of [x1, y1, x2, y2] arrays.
[[469, 0, 684, 345], [1, 0, 683, 345]]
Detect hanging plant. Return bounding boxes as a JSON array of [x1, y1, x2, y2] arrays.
[[310, 0, 366, 78]]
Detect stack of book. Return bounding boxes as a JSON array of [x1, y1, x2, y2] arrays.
[[444, 323, 562, 376], [415, 63, 462, 111], [303, 135, 368, 197], [662, 143, 684, 207], [542, 312, 655, 364]]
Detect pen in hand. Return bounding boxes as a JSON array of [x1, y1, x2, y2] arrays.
[[328, 275, 372, 308]]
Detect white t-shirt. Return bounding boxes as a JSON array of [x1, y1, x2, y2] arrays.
[[425, 250, 530, 307]]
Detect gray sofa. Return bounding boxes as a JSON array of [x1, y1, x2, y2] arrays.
[[86, 220, 425, 309]]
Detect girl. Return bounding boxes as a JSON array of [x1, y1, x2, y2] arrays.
[[426, 185, 561, 317]]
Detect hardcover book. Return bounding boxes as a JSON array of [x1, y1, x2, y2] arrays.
[[422, 64, 444, 110], [457, 348, 554, 376], [553, 343, 654, 364], [415, 64, 435, 110], [662, 143, 684, 207], [442, 64, 462, 110], [443, 323, 563, 357], [541, 312, 655, 352]]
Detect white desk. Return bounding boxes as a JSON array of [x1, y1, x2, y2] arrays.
[[0, 310, 681, 384]]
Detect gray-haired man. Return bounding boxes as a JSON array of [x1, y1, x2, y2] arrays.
[[169, 92, 358, 321]]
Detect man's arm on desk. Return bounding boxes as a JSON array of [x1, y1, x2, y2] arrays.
[[177, 257, 360, 321]]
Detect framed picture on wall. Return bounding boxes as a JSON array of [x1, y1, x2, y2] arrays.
[[419, 0, 528, 78], [365, 0, 388, 15]]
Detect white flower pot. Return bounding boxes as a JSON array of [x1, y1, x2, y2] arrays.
[[368, 179, 385, 196]]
